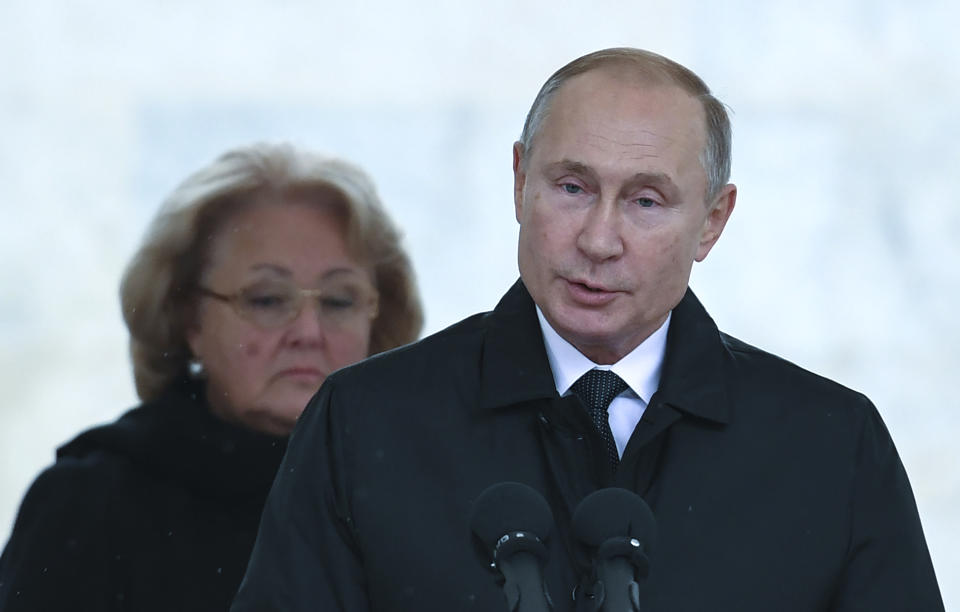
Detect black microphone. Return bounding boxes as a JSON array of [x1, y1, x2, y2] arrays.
[[571, 488, 657, 612], [469, 482, 556, 612]]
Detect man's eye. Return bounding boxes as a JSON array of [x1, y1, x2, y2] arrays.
[[562, 183, 583, 194], [634, 197, 657, 208]]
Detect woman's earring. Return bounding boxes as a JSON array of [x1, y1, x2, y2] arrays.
[[188, 357, 206, 378]]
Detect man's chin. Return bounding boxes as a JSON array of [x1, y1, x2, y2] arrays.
[[551, 312, 622, 348]]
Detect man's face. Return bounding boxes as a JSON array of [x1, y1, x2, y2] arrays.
[[514, 68, 736, 364]]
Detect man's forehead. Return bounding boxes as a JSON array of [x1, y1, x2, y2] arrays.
[[543, 75, 704, 148], [556, 67, 699, 113], [526, 70, 708, 197], [533, 76, 676, 138], [569, 61, 676, 88]]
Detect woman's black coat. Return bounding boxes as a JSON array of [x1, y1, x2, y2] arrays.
[[0, 379, 287, 611]]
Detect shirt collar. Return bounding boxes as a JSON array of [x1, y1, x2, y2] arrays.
[[536, 306, 670, 404]]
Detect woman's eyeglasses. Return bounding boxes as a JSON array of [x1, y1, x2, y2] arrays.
[[197, 276, 378, 330]]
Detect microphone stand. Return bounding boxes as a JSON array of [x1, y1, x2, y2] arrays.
[[492, 530, 554, 612], [570, 488, 656, 612]]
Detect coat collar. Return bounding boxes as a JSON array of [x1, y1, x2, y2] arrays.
[[479, 280, 731, 425], [654, 289, 731, 425], [58, 379, 289, 501], [479, 279, 559, 410]]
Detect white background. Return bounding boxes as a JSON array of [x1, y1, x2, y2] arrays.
[[1, 0, 957, 604]]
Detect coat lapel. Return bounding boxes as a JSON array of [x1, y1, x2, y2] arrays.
[[477, 279, 558, 411], [654, 288, 732, 425]]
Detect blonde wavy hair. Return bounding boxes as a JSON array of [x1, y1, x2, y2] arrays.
[[120, 143, 423, 401]]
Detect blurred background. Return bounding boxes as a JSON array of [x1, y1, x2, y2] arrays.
[[1, 0, 957, 603]]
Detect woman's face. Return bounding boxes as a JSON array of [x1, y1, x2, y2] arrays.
[[186, 200, 374, 435]]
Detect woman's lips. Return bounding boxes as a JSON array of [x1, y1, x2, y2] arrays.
[[276, 368, 326, 381]]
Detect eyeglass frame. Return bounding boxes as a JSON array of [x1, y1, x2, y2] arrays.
[[194, 280, 379, 331]]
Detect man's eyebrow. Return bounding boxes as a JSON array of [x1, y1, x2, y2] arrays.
[[628, 171, 681, 195], [544, 159, 597, 180], [545, 160, 595, 177], [626, 172, 677, 189], [542, 162, 682, 198], [545, 163, 676, 185]]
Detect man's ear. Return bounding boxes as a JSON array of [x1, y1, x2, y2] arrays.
[[695, 183, 737, 262], [512, 141, 526, 223]]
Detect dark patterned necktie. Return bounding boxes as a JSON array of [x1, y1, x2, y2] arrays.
[[571, 369, 628, 470]]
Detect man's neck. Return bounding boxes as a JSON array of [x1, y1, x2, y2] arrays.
[[535, 306, 670, 403]]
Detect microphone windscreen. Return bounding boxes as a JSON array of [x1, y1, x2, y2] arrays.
[[469, 482, 554, 552], [571, 487, 656, 552]]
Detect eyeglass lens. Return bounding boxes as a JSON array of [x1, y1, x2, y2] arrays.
[[235, 277, 375, 329]]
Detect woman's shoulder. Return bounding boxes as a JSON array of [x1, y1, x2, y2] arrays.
[[7, 449, 132, 550], [5, 401, 184, 556], [28, 448, 128, 504], [0, 452, 126, 609], [0, 393, 211, 608]]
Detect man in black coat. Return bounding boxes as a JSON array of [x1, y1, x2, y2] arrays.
[[232, 48, 944, 611]]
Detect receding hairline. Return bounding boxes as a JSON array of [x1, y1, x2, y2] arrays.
[[522, 56, 707, 153], [518, 48, 733, 200]]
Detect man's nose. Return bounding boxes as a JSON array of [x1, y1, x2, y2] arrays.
[[576, 199, 624, 261]]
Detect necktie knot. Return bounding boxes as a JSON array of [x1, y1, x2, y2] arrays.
[[571, 369, 627, 470], [571, 369, 628, 413]]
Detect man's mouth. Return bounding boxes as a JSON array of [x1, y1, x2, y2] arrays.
[[568, 278, 617, 293], [563, 278, 622, 305]]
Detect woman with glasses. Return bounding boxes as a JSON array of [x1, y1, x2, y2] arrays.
[[0, 143, 423, 611]]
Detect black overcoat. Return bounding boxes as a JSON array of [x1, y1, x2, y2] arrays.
[[233, 280, 943, 611], [0, 380, 287, 611]]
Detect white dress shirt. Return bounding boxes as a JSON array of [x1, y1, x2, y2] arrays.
[[536, 307, 670, 457]]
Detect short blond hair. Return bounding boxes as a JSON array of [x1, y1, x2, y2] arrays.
[[120, 143, 423, 401]]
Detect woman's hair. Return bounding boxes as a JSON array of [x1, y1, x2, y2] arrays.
[[120, 143, 423, 401]]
